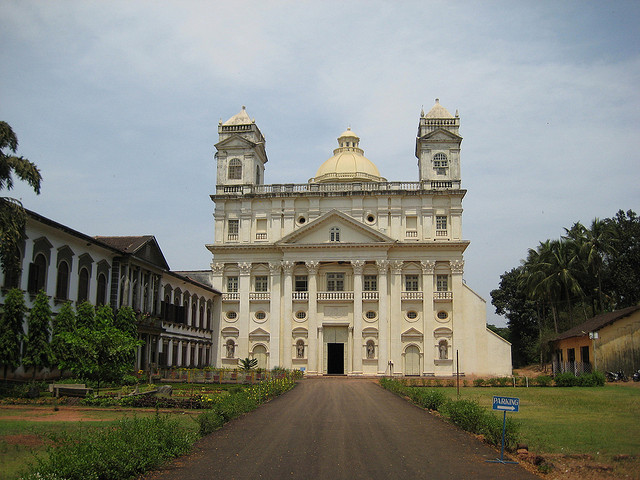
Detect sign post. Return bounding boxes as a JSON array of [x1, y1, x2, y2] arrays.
[[487, 396, 519, 465]]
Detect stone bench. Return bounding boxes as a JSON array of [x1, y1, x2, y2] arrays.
[[49, 383, 94, 398]]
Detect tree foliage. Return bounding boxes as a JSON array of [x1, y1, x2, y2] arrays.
[[239, 357, 258, 371], [58, 304, 141, 391], [0, 288, 26, 378], [51, 301, 76, 369], [491, 210, 640, 366], [0, 121, 42, 276], [22, 290, 52, 377]]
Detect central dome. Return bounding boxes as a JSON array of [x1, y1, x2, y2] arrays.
[[311, 128, 386, 183]]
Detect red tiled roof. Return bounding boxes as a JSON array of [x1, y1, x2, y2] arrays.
[[94, 236, 155, 253], [554, 305, 640, 340]]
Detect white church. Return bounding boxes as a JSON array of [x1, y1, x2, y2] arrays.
[[207, 101, 512, 377]]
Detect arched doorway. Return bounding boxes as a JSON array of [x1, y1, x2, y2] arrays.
[[405, 345, 420, 376], [253, 345, 267, 370]]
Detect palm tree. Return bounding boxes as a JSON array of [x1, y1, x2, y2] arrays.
[[0, 121, 42, 277]]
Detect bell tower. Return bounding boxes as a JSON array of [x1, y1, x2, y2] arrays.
[[215, 106, 268, 186], [415, 99, 462, 184]]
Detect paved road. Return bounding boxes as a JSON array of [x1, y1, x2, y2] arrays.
[[142, 378, 539, 480]]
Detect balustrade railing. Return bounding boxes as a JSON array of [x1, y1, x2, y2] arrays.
[[215, 180, 462, 196], [249, 292, 270, 301], [401, 291, 423, 300], [433, 291, 453, 300], [317, 291, 354, 301], [292, 291, 309, 301], [362, 291, 379, 300], [222, 293, 240, 301]]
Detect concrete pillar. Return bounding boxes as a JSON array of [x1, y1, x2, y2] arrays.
[[390, 261, 403, 375], [351, 260, 364, 375], [421, 260, 435, 375], [239, 262, 252, 359], [282, 261, 294, 369], [269, 262, 282, 369], [376, 260, 389, 375], [306, 261, 319, 374]]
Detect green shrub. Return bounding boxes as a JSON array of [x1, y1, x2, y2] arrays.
[[197, 410, 225, 435], [482, 412, 520, 450], [28, 414, 196, 480], [577, 371, 605, 387], [408, 388, 447, 411], [534, 375, 553, 387], [443, 399, 487, 434], [554, 372, 578, 387], [473, 378, 485, 387], [495, 377, 510, 387]]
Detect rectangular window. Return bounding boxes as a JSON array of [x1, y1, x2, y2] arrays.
[[405, 275, 419, 291], [294, 275, 308, 292], [227, 276, 238, 293], [254, 275, 268, 292], [363, 275, 377, 291], [436, 216, 447, 230], [228, 219, 239, 234], [436, 274, 448, 292], [326, 273, 344, 291]]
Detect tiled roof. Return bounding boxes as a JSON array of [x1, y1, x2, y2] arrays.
[[554, 305, 640, 340], [94, 236, 155, 254]]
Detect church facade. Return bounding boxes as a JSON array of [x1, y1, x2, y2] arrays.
[[208, 102, 511, 376]]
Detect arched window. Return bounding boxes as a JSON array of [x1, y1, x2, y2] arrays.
[[206, 306, 211, 330], [28, 253, 47, 294], [330, 227, 340, 242], [439, 340, 449, 360], [256, 165, 260, 184], [78, 267, 89, 303], [253, 345, 267, 369], [228, 159, 242, 180], [199, 305, 204, 327], [191, 303, 197, 326], [97, 273, 107, 305], [56, 261, 70, 300], [296, 340, 305, 358]]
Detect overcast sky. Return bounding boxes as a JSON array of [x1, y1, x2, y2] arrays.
[[2, 1, 639, 327]]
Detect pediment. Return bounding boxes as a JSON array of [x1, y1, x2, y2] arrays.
[[215, 134, 257, 150], [401, 327, 424, 341], [134, 238, 170, 270], [362, 326, 378, 338], [292, 326, 308, 338], [249, 327, 270, 340], [221, 326, 239, 337], [419, 128, 462, 142], [434, 327, 452, 337], [276, 210, 395, 246]]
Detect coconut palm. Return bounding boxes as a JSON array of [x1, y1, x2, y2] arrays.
[[0, 121, 42, 277]]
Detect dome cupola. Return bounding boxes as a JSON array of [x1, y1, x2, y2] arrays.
[[311, 128, 386, 183]]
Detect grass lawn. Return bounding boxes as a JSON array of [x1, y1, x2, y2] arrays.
[[0, 405, 199, 480], [436, 385, 640, 457]]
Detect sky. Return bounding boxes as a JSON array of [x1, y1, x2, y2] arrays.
[[1, 1, 639, 327]]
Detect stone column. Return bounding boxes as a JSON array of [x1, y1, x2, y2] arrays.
[[351, 260, 364, 375], [306, 261, 319, 374], [168, 339, 174, 366], [390, 260, 403, 375], [154, 275, 162, 317], [239, 262, 252, 360], [177, 341, 183, 367], [282, 261, 294, 369], [450, 259, 465, 375], [122, 263, 130, 307], [421, 260, 435, 375], [156, 336, 162, 365], [317, 326, 324, 375], [348, 325, 354, 374], [185, 342, 192, 367], [376, 260, 389, 375], [269, 262, 282, 369]]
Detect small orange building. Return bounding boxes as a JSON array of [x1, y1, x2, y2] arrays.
[[551, 305, 640, 376]]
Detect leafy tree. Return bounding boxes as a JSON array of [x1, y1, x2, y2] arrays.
[[51, 301, 75, 369], [22, 290, 52, 378], [0, 121, 42, 277], [491, 268, 538, 367], [239, 357, 258, 371], [115, 306, 138, 337], [76, 301, 95, 329], [0, 288, 26, 379], [604, 210, 640, 308], [59, 304, 141, 392]]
